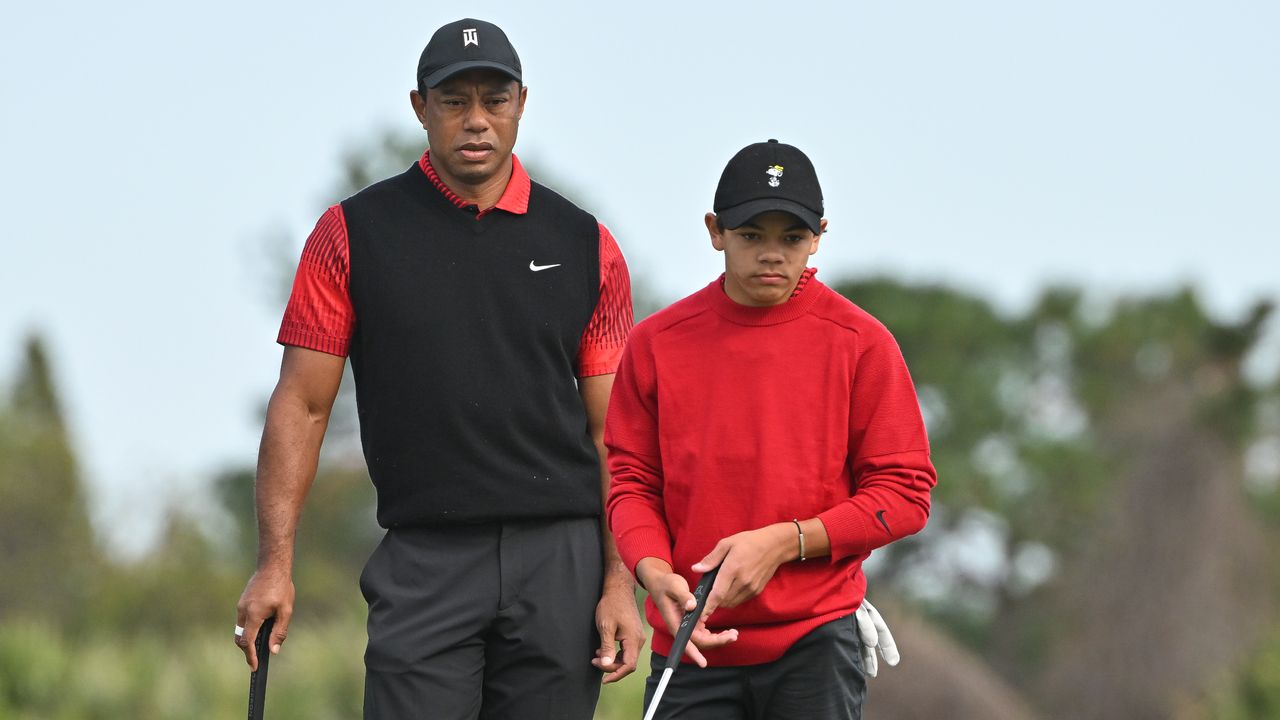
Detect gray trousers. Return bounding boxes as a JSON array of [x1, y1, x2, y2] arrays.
[[360, 517, 603, 720], [643, 615, 867, 720]]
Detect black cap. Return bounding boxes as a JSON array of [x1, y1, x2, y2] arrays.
[[417, 19, 522, 90], [713, 139, 824, 234]]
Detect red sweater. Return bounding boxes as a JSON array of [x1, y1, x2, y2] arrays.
[[605, 271, 937, 666]]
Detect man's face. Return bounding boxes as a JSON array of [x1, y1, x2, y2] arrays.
[[411, 69, 526, 186], [706, 211, 825, 307]]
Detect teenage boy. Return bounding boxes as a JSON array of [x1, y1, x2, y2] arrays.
[[606, 139, 937, 719]]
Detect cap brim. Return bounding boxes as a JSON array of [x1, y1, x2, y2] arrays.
[[422, 60, 522, 88], [716, 198, 822, 234]]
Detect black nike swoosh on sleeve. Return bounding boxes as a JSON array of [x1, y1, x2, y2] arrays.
[[875, 509, 891, 534]]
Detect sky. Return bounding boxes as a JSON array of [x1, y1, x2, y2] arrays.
[[2, 0, 1277, 553]]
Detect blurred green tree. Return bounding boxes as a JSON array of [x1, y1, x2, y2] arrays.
[[833, 279, 1280, 719], [0, 335, 98, 628]]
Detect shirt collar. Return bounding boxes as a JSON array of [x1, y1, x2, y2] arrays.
[[418, 150, 531, 216], [717, 266, 818, 300], [708, 267, 824, 326]]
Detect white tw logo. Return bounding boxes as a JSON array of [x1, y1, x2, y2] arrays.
[[463, 28, 479, 46]]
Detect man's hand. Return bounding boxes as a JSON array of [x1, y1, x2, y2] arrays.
[[690, 523, 794, 616], [855, 597, 900, 678], [636, 558, 738, 667], [235, 568, 295, 671], [592, 574, 646, 683]]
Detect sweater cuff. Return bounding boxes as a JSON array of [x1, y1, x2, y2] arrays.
[[615, 525, 675, 576], [817, 505, 874, 561]]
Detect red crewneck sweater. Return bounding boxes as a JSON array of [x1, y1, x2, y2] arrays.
[[605, 270, 937, 666]]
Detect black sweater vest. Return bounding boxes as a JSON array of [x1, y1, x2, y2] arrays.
[[343, 165, 602, 527]]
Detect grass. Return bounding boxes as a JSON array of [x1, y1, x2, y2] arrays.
[[0, 617, 650, 718]]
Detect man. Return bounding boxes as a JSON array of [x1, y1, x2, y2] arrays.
[[606, 140, 937, 719], [234, 18, 645, 719]]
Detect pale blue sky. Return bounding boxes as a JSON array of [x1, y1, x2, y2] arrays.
[[2, 1, 1277, 552]]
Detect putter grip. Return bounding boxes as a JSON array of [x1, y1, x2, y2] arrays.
[[247, 616, 275, 720], [664, 566, 720, 671]]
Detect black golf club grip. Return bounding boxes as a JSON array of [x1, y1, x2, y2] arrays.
[[247, 616, 276, 720], [664, 566, 720, 671]]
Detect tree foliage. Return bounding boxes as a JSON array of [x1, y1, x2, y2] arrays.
[[834, 278, 1280, 718], [0, 336, 98, 627]]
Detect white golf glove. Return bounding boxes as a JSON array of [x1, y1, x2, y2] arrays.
[[854, 598, 900, 678]]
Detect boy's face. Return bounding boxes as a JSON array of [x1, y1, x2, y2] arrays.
[[706, 210, 825, 307]]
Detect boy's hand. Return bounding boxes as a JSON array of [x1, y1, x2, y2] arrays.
[[636, 558, 739, 667], [692, 523, 794, 615]]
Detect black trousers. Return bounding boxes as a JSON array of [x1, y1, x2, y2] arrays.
[[642, 615, 866, 720], [360, 517, 603, 720]]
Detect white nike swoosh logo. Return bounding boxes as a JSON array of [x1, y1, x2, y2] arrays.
[[529, 261, 562, 272]]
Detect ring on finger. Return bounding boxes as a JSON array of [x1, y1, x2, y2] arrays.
[[234, 625, 245, 638]]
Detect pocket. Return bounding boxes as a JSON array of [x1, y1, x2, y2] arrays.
[[358, 531, 390, 604]]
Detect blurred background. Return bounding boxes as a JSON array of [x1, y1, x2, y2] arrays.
[[2, 1, 1278, 718]]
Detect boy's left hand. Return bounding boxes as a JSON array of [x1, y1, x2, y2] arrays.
[[692, 522, 795, 615]]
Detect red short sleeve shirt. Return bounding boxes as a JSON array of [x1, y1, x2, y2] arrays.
[[277, 152, 634, 376]]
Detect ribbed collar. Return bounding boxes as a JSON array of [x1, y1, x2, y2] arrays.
[[418, 150, 531, 216], [705, 267, 825, 326]]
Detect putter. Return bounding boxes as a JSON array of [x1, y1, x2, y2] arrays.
[[247, 616, 276, 720], [642, 566, 720, 720]]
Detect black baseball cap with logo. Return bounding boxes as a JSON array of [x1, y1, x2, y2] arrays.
[[417, 18, 522, 90], [713, 139, 824, 234]]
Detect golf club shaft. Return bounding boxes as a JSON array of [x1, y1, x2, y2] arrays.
[[247, 616, 275, 720], [642, 668, 673, 720], [643, 566, 720, 720]]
